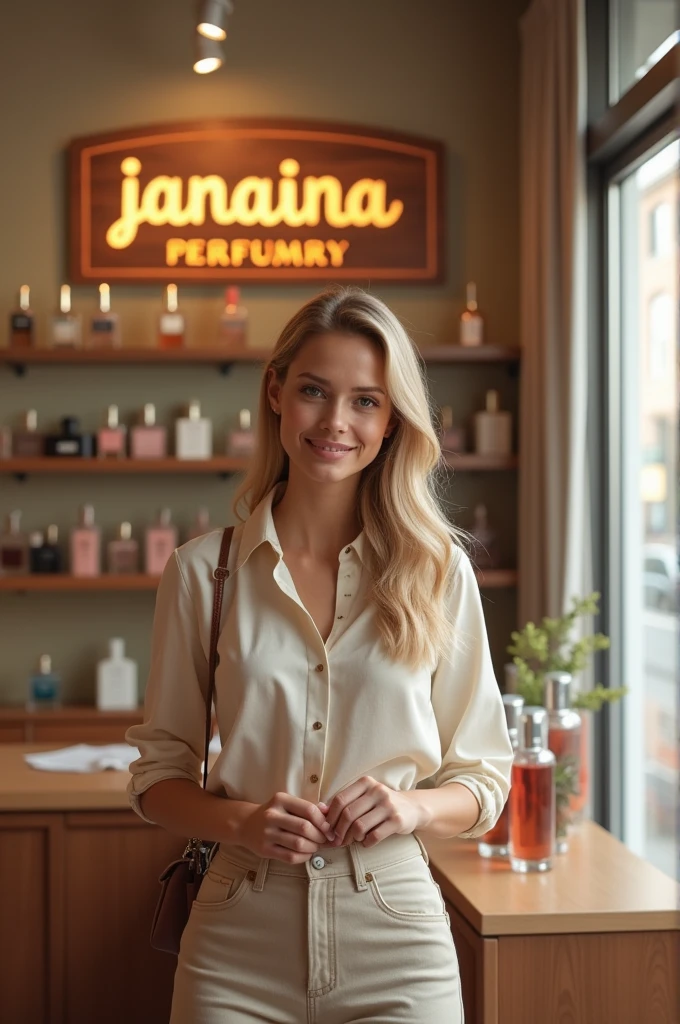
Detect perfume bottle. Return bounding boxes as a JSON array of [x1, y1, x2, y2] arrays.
[[12, 410, 45, 457], [70, 504, 101, 577], [96, 638, 139, 711], [49, 285, 83, 348], [29, 525, 62, 573], [226, 409, 255, 457], [438, 406, 466, 453], [107, 522, 139, 574], [27, 654, 62, 711], [187, 507, 211, 541], [478, 693, 524, 859], [504, 662, 518, 694], [473, 390, 512, 456], [175, 400, 212, 459], [0, 510, 29, 576], [88, 284, 121, 349], [8, 285, 35, 349], [45, 416, 95, 457], [130, 403, 167, 458], [218, 286, 248, 348], [544, 672, 582, 854], [97, 405, 127, 459], [158, 284, 185, 349], [509, 706, 556, 873], [145, 508, 178, 575], [459, 282, 484, 347], [469, 504, 500, 570]]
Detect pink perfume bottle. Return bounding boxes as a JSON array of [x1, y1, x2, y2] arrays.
[[130, 404, 167, 458], [70, 504, 101, 577], [97, 405, 127, 459], [107, 521, 139, 574], [218, 287, 248, 348], [478, 693, 524, 859], [226, 409, 255, 457], [509, 706, 556, 873], [145, 508, 178, 575]]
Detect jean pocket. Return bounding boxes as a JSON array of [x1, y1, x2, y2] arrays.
[[193, 857, 254, 911], [367, 857, 449, 921]]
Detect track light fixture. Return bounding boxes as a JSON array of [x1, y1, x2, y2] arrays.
[[196, 0, 233, 42], [193, 32, 224, 74]]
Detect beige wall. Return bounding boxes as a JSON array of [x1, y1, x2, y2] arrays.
[[0, 0, 526, 703]]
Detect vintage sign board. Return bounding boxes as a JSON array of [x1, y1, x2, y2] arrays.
[[68, 119, 444, 284]]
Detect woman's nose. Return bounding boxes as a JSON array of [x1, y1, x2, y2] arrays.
[[317, 400, 349, 432]]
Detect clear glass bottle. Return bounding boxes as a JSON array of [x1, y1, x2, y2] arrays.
[[88, 284, 121, 349], [158, 284, 186, 349], [29, 524, 62, 574], [8, 285, 34, 349], [478, 693, 524, 859], [438, 405, 466, 453], [473, 390, 512, 456], [145, 508, 178, 575], [0, 510, 29, 576], [509, 706, 556, 873], [107, 522, 139, 574], [187, 507, 211, 541], [175, 400, 212, 459], [27, 654, 62, 711], [97, 405, 127, 459], [469, 504, 500, 570], [226, 409, 255, 457], [50, 285, 83, 348], [12, 409, 45, 457], [130, 403, 167, 458], [459, 282, 484, 347], [70, 504, 101, 577], [218, 286, 248, 348], [544, 671, 582, 853]]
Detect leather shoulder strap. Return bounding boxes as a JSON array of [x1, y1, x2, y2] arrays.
[[203, 526, 235, 788]]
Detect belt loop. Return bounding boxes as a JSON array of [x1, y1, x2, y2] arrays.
[[349, 841, 368, 891], [414, 832, 430, 865], [252, 857, 269, 892]]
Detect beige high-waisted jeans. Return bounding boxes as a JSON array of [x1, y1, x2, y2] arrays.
[[170, 831, 464, 1024]]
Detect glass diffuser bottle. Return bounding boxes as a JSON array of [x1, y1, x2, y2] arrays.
[[544, 671, 582, 853], [509, 706, 556, 873], [478, 693, 524, 858]]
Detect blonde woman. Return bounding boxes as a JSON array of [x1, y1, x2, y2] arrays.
[[126, 287, 513, 1024]]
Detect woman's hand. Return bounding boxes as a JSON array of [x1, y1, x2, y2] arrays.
[[239, 792, 337, 864], [320, 777, 422, 848]]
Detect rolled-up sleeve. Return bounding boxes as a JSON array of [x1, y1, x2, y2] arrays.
[[428, 548, 514, 839], [125, 550, 209, 824]]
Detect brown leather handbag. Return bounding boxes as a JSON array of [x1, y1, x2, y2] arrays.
[[149, 526, 234, 955]]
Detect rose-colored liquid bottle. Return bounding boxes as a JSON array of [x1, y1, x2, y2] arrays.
[[544, 671, 582, 853], [478, 693, 524, 858], [509, 706, 556, 873]]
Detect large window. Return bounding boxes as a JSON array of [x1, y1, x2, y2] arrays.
[[610, 0, 679, 100]]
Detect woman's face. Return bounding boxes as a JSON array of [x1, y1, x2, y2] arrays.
[[267, 331, 397, 485]]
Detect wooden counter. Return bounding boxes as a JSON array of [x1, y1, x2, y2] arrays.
[[1, 743, 679, 1024]]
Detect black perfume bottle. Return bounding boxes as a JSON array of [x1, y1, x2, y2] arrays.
[[29, 525, 63, 573], [45, 416, 95, 457]]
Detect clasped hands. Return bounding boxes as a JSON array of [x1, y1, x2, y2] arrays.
[[317, 775, 421, 849]]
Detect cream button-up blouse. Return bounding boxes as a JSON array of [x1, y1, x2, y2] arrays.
[[126, 483, 513, 839]]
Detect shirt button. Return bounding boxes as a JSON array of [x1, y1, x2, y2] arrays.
[[315, 664, 324, 672], [313, 722, 323, 730], [485, 779, 494, 790], [311, 855, 325, 869], [310, 774, 319, 783]]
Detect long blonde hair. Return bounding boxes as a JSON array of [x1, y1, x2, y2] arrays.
[[233, 287, 471, 670]]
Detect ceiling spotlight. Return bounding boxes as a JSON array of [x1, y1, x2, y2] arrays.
[[197, 0, 233, 42], [193, 33, 224, 74]]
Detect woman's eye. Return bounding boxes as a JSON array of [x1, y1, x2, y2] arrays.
[[299, 386, 378, 409], [357, 396, 379, 409], [301, 385, 324, 397]]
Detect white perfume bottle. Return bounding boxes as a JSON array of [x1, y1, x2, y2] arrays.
[[473, 390, 512, 455], [50, 285, 83, 348], [175, 400, 213, 459], [96, 638, 138, 710]]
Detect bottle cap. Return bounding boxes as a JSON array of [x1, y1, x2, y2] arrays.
[[61, 416, 80, 435], [142, 403, 156, 427], [239, 409, 251, 431], [109, 638, 125, 659], [25, 409, 38, 431], [107, 405, 119, 429], [119, 521, 132, 540], [80, 504, 95, 527], [159, 508, 172, 526], [99, 283, 111, 314], [466, 282, 478, 311], [440, 405, 453, 430], [517, 706, 549, 752], [485, 390, 499, 414], [38, 654, 52, 675], [29, 531, 44, 548], [502, 693, 524, 747], [19, 285, 31, 311], [166, 284, 178, 313], [543, 672, 573, 712], [60, 284, 71, 315], [46, 524, 59, 545], [226, 286, 240, 306], [188, 400, 201, 421], [504, 662, 518, 693]]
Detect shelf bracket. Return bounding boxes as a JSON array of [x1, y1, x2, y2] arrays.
[[13, 473, 28, 483], [11, 363, 27, 378], [218, 362, 234, 376]]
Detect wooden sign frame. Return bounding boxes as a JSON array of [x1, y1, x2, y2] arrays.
[[68, 118, 444, 284]]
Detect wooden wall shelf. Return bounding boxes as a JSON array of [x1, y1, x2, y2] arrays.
[[443, 453, 518, 471], [0, 569, 517, 592], [0, 457, 247, 476]]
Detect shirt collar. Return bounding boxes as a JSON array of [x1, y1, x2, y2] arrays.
[[236, 482, 366, 570]]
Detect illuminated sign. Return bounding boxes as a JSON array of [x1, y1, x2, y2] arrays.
[[68, 119, 444, 283]]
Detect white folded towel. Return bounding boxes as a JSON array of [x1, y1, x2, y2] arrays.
[[25, 733, 222, 773]]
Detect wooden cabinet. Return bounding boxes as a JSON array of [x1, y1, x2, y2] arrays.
[[0, 708, 143, 744]]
